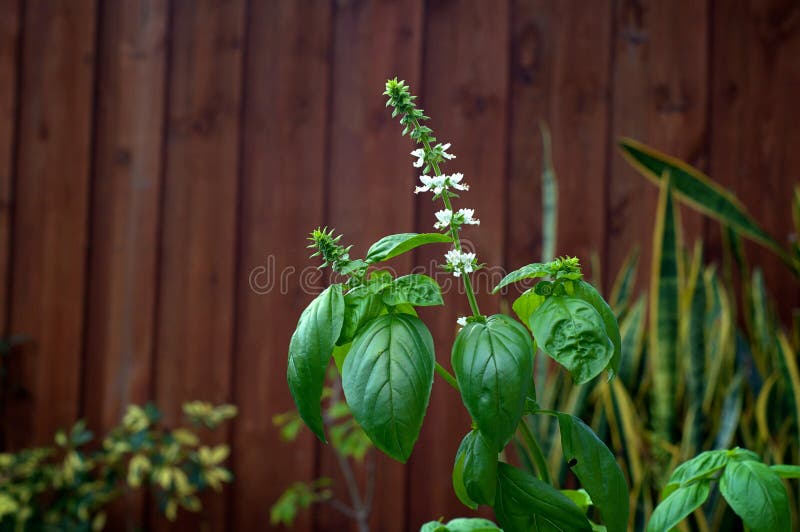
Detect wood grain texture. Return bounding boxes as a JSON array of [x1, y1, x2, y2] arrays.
[[607, 0, 709, 291], [82, 0, 168, 526], [228, 2, 331, 531], [0, 0, 19, 343], [709, 0, 800, 318], [151, 0, 245, 528], [549, 0, 613, 285], [408, 0, 510, 526], [319, 1, 424, 531], [6, 0, 97, 449], [506, 0, 555, 275]]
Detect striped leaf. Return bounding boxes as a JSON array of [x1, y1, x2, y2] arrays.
[[649, 173, 681, 442], [540, 122, 557, 262], [618, 138, 794, 271], [682, 241, 706, 455]]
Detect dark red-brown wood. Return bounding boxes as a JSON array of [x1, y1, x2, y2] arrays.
[[709, 0, 800, 318], [6, 0, 97, 449], [607, 0, 710, 291], [82, 0, 168, 526], [228, 2, 331, 531], [150, 0, 245, 529], [2, 2, 799, 529]]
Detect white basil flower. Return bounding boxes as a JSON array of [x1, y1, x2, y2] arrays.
[[415, 175, 447, 195], [433, 209, 453, 230], [438, 143, 456, 160], [456, 316, 468, 327], [457, 208, 480, 225], [444, 249, 477, 277], [448, 172, 469, 191], [410, 148, 426, 168]]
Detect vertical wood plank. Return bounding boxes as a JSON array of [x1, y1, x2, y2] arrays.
[[82, 0, 168, 526], [0, 0, 19, 343], [550, 0, 613, 282], [152, 0, 244, 528], [6, 0, 96, 449], [408, 0, 510, 525], [607, 0, 709, 291], [506, 0, 555, 274], [508, 0, 612, 281], [710, 0, 800, 318], [228, 2, 331, 531], [321, 1, 424, 530]]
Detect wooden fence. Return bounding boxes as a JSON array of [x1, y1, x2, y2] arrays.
[[0, 0, 798, 530]]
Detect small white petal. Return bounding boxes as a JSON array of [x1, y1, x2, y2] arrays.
[[456, 316, 468, 327]]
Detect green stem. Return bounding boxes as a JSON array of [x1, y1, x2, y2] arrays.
[[414, 119, 482, 318], [435, 362, 459, 391], [518, 417, 551, 484]]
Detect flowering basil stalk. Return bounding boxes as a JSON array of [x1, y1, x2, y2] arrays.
[[286, 78, 628, 531]]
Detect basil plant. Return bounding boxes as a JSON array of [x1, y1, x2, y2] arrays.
[[286, 78, 628, 531]]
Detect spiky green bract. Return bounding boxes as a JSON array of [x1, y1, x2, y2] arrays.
[[307, 227, 367, 281]]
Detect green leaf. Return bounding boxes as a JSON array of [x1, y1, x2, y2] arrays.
[[451, 315, 533, 450], [557, 413, 628, 532], [719, 459, 791, 532], [646, 481, 710, 532], [571, 280, 622, 379], [492, 263, 551, 294], [560, 489, 593, 513], [618, 138, 792, 267], [342, 313, 435, 463], [365, 233, 451, 264], [420, 518, 501, 532], [287, 285, 345, 442], [495, 462, 592, 532], [770, 464, 800, 479], [608, 248, 639, 315], [382, 274, 444, 307], [649, 174, 680, 441], [453, 448, 478, 510], [338, 286, 386, 346], [453, 430, 497, 507], [528, 296, 613, 384], [333, 342, 351, 374], [512, 288, 545, 328], [665, 450, 729, 493]]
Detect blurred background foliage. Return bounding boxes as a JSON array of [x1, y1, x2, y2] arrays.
[[0, 402, 235, 531], [523, 133, 800, 531]]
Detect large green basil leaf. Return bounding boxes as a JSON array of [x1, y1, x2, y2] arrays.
[[512, 288, 545, 328], [287, 284, 345, 442], [365, 233, 451, 264], [337, 286, 386, 346], [342, 313, 435, 463], [528, 296, 613, 384], [719, 459, 791, 532], [492, 263, 551, 293], [420, 518, 501, 532], [557, 414, 628, 532], [453, 430, 497, 507], [572, 280, 622, 379], [451, 315, 533, 451], [647, 481, 710, 532], [495, 463, 592, 531], [382, 274, 444, 307]]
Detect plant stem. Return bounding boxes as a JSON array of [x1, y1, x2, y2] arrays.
[[518, 417, 551, 484], [413, 118, 482, 318], [435, 362, 459, 391]]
